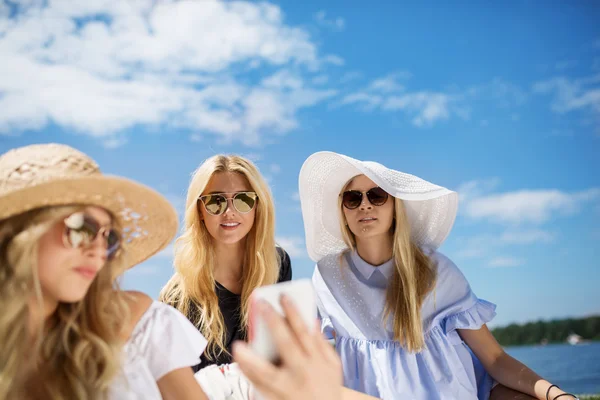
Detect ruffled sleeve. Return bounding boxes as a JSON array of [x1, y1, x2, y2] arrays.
[[424, 251, 497, 343], [444, 298, 497, 334], [130, 301, 208, 380]]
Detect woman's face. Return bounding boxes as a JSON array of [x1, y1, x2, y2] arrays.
[[36, 206, 115, 304], [341, 175, 395, 243], [198, 172, 257, 246]]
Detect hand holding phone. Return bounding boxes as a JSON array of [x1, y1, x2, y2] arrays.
[[247, 279, 317, 362]]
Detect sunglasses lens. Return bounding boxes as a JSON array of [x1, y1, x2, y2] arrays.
[[342, 191, 362, 209], [367, 187, 388, 206], [202, 195, 227, 215], [65, 214, 98, 249], [64, 213, 121, 259], [233, 192, 257, 213], [106, 230, 121, 260]]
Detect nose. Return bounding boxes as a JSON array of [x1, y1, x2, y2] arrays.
[[84, 234, 108, 262], [222, 198, 237, 217], [359, 195, 372, 210]]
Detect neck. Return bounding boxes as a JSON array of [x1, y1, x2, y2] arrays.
[[213, 239, 246, 283], [355, 233, 393, 266], [27, 294, 58, 336]]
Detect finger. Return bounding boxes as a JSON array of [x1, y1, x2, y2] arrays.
[[260, 300, 305, 366], [279, 294, 316, 355], [232, 341, 284, 398]]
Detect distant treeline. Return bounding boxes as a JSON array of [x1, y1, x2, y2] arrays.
[[491, 315, 600, 347]]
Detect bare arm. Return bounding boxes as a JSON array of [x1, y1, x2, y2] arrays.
[[459, 325, 571, 400], [342, 387, 381, 400], [156, 367, 208, 400]]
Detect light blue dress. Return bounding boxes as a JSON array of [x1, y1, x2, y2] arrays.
[[313, 249, 496, 400]]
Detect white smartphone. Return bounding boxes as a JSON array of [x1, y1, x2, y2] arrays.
[[247, 279, 317, 363]]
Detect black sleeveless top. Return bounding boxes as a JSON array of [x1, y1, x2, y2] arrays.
[[190, 247, 292, 372]]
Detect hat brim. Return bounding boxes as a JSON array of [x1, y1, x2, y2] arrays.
[[298, 151, 458, 262], [0, 175, 178, 272]]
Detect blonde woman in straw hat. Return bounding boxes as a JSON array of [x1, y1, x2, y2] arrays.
[[298, 151, 578, 400], [0, 143, 214, 399]]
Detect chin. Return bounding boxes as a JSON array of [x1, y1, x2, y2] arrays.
[[58, 289, 92, 304], [352, 228, 389, 240], [217, 234, 247, 245]]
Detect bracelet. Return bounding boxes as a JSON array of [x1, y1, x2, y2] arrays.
[[546, 385, 559, 400], [553, 394, 579, 400]]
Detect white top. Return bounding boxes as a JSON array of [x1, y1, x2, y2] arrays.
[[109, 301, 208, 399]]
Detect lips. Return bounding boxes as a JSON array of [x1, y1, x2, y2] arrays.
[[359, 217, 377, 222], [220, 222, 240, 227], [220, 221, 241, 230], [73, 266, 98, 280]]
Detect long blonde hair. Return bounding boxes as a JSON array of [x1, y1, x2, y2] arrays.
[[0, 206, 128, 400], [160, 155, 280, 361], [338, 182, 437, 352]]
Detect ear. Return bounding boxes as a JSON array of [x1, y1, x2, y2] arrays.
[[196, 202, 204, 221]]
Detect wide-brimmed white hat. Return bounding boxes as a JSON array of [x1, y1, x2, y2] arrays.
[[299, 151, 458, 263], [0, 143, 178, 272]]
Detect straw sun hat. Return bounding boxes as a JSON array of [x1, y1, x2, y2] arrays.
[[299, 151, 459, 263], [0, 143, 178, 271]]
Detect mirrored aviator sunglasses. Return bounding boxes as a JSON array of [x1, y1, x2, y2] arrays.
[[62, 212, 121, 260], [342, 187, 389, 209], [199, 191, 258, 216]]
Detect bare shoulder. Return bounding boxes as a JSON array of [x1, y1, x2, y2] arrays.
[[120, 290, 154, 341]]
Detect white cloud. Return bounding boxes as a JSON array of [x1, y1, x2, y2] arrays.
[[368, 72, 410, 93], [533, 74, 600, 117], [312, 75, 329, 85], [340, 92, 382, 110], [269, 164, 281, 174], [323, 54, 345, 66], [291, 191, 300, 202], [339, 71, 362, 83], [456, 178, 501, 203], [488, 257, 524, 268], [463, 188, 600, 224], [0, 0, 337, 146], [338, 74, 525, 128], [457, 179, 600, 224], [104, 136, 128, 149], [383, 92, 452, 127], [454, 229, 555, 261], [499, 229, 555, 244], [241, 153, 262, 162], [276, 236, 307, 258], [314, 10, 345, 31]]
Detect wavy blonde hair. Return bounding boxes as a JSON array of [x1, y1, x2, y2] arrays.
[[160, 155, 280, 361], [0, 206, 128, 400], [338, 180, 437, 352]]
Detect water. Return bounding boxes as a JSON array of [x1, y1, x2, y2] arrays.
[[505, 342, 600, 395]]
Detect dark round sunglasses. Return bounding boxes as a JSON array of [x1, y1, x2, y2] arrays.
[[199, 191, 258, 216], [63, 212, 121, 260], [342, 187, 389, 209]]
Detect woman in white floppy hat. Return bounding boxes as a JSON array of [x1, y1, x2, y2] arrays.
[[299, 151, 577, 400], [0, 143, 215, 399]]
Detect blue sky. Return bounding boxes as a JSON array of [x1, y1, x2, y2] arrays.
[[1, 0, 598, 327]]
